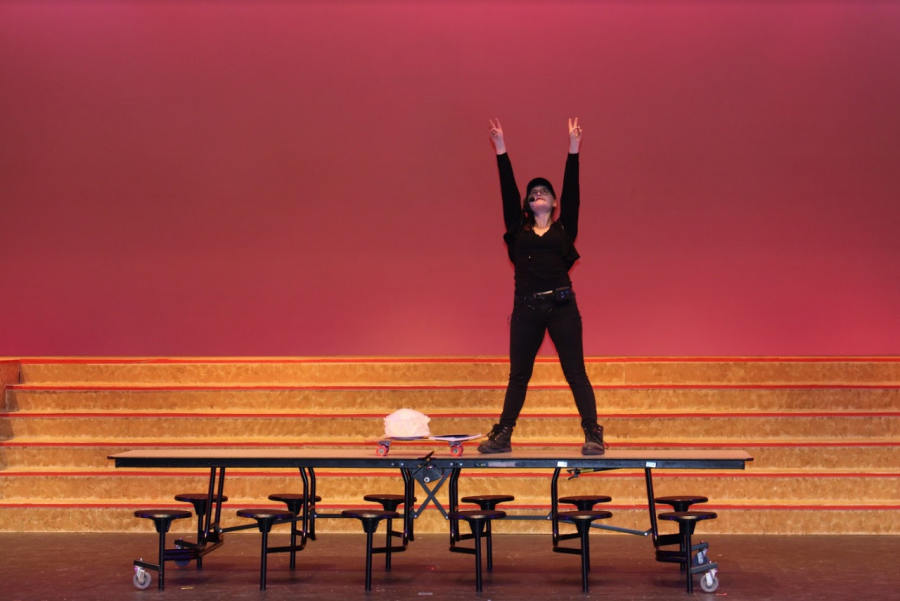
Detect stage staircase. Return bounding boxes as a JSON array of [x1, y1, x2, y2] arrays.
[[1, 357, 898, 535]]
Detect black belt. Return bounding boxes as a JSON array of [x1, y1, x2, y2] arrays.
[[517, 290, 555, 300], [516, 286, 572, 302]]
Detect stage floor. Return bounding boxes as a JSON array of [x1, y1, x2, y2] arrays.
[[2, 532, 897, 600]]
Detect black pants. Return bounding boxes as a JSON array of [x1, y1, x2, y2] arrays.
[[499, 293, 598, 429]]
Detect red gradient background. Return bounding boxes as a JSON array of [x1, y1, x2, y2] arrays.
[[1, 1, 899, 356]]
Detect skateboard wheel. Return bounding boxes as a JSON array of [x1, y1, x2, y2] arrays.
[[376, 444, 390, 456]]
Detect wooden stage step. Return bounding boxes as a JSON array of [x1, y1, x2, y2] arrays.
[[3, 411, 896, 440], [1, 467, 897, 505], [9, 385, 900, 412], [2, 438, 896, 470], [2, 357, 899, 534], [15, 357, 900, 386]]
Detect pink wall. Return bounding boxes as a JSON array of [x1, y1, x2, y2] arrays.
[[2, 1, 899, 356]]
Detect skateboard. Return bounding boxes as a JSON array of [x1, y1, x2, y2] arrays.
[[369, 434, 483, 456]]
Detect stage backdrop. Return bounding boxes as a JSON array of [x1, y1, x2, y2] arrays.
[[1, 1, 899, 356]]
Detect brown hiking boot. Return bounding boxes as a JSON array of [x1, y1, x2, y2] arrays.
[[477, 424, 514, 454], [582, 423, 608, 456]]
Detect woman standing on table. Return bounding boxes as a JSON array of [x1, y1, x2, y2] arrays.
[[478, 118, 606, 456]]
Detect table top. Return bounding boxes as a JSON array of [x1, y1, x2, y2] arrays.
[[109, 448, 753, 470]]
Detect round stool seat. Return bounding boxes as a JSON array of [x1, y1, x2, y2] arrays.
[[174, 493, 229, 504], [363, 494, 409, 503], [268, 493, 322, 503], [449, 509, 506, 522], [460, 495, 515, 510], [655, 495, 708, 512], [134, 509, 193, 521], [134, 510, 193, 535], [174, 493, 228, 514], [342, 509, 399, 521], [268, 493, 321, 513], [363, 494, 416, 511], [558, 510, 613, 523], [559, 495, 612, 510], [237, 508, 295, 522], [342, 509, 400, 538], [659, 510, 717, 523]]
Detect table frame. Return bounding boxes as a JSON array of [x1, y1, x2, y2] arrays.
[[112, 448, 751, 571]]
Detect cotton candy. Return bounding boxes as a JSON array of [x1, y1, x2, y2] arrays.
[[384, 408, 431, 438]]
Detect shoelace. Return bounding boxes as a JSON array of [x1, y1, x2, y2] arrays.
[[585, 427, 607, 447], [490, 428, 508, 440]]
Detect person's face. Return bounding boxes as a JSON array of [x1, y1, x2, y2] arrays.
[[527, 186, 556, 216]]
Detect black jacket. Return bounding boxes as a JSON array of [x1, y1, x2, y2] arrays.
[[498, 152, 582, 270]]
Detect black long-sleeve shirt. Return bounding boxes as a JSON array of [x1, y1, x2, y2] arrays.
[[498, 152, 582, 294]]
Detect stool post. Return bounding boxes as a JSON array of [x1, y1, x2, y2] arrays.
[[473, 522, 484, 592], [579, 522, 591, 593], [289, 515, 297, 570], [485, 519, 493, 572], [384, 515, 393, 571], [156, 528, 167, 590], [195, 512, 204, 569], [259, 524, 270, 591], [365, 529, 374, 592], [682, 521, 696, 593]]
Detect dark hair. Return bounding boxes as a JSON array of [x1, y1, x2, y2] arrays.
[[522, 177, 557, 231]]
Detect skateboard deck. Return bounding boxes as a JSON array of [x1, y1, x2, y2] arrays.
[[368, 434, 483, 456]]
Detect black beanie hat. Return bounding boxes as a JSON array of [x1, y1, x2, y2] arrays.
[[525, 177, 556, 199]]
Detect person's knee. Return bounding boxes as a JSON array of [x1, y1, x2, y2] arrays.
[[508, 370, 534, 385], [562, 368, 590, 387]]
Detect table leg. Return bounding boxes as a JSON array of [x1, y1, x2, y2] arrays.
[[401, 468, 414, 542], [200, 467, 226, 545], [644, 467, 661, 547], [550, 467, 561, 547], [307, 467, 317, 540], [449, 468, 461, 545], [298, 467, 313, 543]]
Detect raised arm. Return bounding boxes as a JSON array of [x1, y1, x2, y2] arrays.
[[491, 119, 523, 231], [558, 118, 582, 239], [568, 117, 582, 154], [489, 118, 507, 156]]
